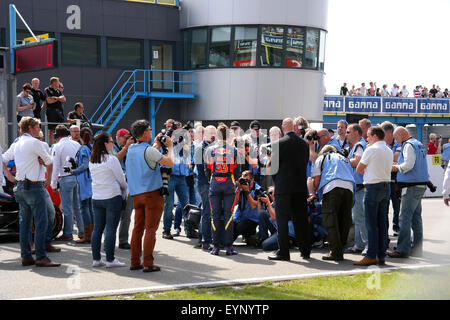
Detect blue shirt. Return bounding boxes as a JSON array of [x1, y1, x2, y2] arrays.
[[233, 183, 261, 224]]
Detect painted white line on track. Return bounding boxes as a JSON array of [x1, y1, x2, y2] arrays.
[[18, 262, 450, 300]]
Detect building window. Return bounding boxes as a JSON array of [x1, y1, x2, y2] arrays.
[[233, 26, 257, 67], [107, 38, 142, 68], [304, 28, 319, 69], [319, 30, 326, 71], [62, 34, 99, 66], [260, 26, 284, 67], [285, 27, 304, 68], [190, 29, 207, 69], [209, 27, 231, 68]]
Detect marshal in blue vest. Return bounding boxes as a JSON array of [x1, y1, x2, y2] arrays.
[[442, 143, 450, 162], [397, 138, 429, 183], [125, 142, 163, 196], [348, 138, 367, 185], [317, 152, 356, 200]]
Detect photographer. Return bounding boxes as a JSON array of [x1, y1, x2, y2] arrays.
[[310, 145, 355, 261], [232, 171, 261, 245], [125, 119, 173, 272], [161, 122, 191, 239], [51, 124, 82, 242]]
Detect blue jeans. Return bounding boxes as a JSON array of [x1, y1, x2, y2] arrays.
[[197, 182, 212, 249], [396, 185, 426, 255], [59, 175, 82, 237], [14, 182, 49, 261], [80, 198, 94, 226], [27, 191, 55, 247], [258, 210, 278, 251], [174, 177, 200, 232], [352, 188, 367, 250], [364, 183, 390, 260], [163, 175, 189, 234], [390, 182, 401, 232], [91, 195, 122, 262]]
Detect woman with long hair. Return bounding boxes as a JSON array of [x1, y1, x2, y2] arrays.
[[89, 132, 128, 267], [72, 127, 94, 244]]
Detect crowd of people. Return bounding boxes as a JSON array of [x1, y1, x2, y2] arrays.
[[339, 82, 450, 99], [2, 101, 450, 271]]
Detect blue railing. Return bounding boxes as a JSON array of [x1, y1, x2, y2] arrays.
[[90, 69, 194, 127], [324, 95, 450, 116]]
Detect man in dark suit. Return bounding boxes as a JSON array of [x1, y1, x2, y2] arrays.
[[267, 118, 311, 261]]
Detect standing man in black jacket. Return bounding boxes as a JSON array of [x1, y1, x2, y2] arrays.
[[267, 118, 311, 261]]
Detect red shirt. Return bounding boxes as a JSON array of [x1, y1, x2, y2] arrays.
[[428, 141, 438, 155]]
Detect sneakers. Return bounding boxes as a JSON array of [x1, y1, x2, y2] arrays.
[[226, 247, 238, 256], [210, 246, 220, 255], [92, 259, 106, 267], [174, 228, 181, 237], [344, 246, 364, 254], [106, 259, 126, 268]]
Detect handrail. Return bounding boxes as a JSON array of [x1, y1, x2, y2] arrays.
[[91, 69, 194, 127]]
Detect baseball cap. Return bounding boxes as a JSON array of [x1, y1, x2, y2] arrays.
[[250, 120, 261, 130], [230, 121, 241, 129], [116, 129, 130, 137]]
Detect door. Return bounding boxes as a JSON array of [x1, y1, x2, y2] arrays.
[[151, 43, 173, 90]]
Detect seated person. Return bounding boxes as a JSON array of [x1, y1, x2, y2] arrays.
[[67, 102, 89, 125], [232, 170, 261, 244], [258, 186, 296, 251]]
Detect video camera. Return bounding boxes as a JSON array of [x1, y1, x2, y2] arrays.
[[63, 156, 78, 173]]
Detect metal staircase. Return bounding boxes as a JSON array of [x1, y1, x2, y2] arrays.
[[90, 69, 195, 134]]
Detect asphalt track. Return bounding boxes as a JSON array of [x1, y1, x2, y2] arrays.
[[0, 198, 449, 300]]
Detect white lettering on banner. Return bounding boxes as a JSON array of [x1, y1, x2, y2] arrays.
[[324, 100, 341, 110], [348, 101, 379, 110], [385, 102, 414, 110], [66, 5, 81, 30], [420, 102, 448, 111]]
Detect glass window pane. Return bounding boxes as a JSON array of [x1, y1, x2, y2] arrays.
[[319, 30, 326, 71], [233, 26, 257, 67], [260, 26, 284, 67], [62, 35, 99, 66], [286, 27, 304, 68], [191, 29, 207, 69], [305, 29, 319, 69], [209, 27, 231, 68], [107, 38, 142, 68]]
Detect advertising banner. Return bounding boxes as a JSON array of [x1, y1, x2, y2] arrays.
[[323, 96, 344, 113], [382, 98, 417, 114], [417, 99, 450, 114], [344, 97, 381, 113]]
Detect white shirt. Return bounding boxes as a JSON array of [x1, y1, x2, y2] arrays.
[[312, 154, 354, 195], [51, 137, 81, 189], [401, 88, 409, 97], [443, 166, 450, 199], [89, 154, 128, 200], [397, 142, 415, 174], [360, 141, 393, 185], [5, 134, 52, 182]]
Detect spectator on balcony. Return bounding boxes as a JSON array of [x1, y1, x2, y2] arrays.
[[401, 85, 409, 98], [414, 86, 422, 98], [391, 84, 399, 97], [381, 84, 390, 97], [444, 88, 449, 98], [359, 83, 367, 96], [376, 88, 382, 96], [340, 83, 349, 96], [436, 86, 443, 98], [367, 82, 376, 96], [429, 85, 437, 98], [45, 77, 66, 146], [349, 85, 356, 96], [16, 83, 35, 124], [421, 87, 429, 98]]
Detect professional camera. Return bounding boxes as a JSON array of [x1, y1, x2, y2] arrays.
[[254, 188, 271, 201], [63, 156, 78, 173], [306, 131, 320, 142], [160, 167, 172, 196], [238, 177, 250, 186]]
